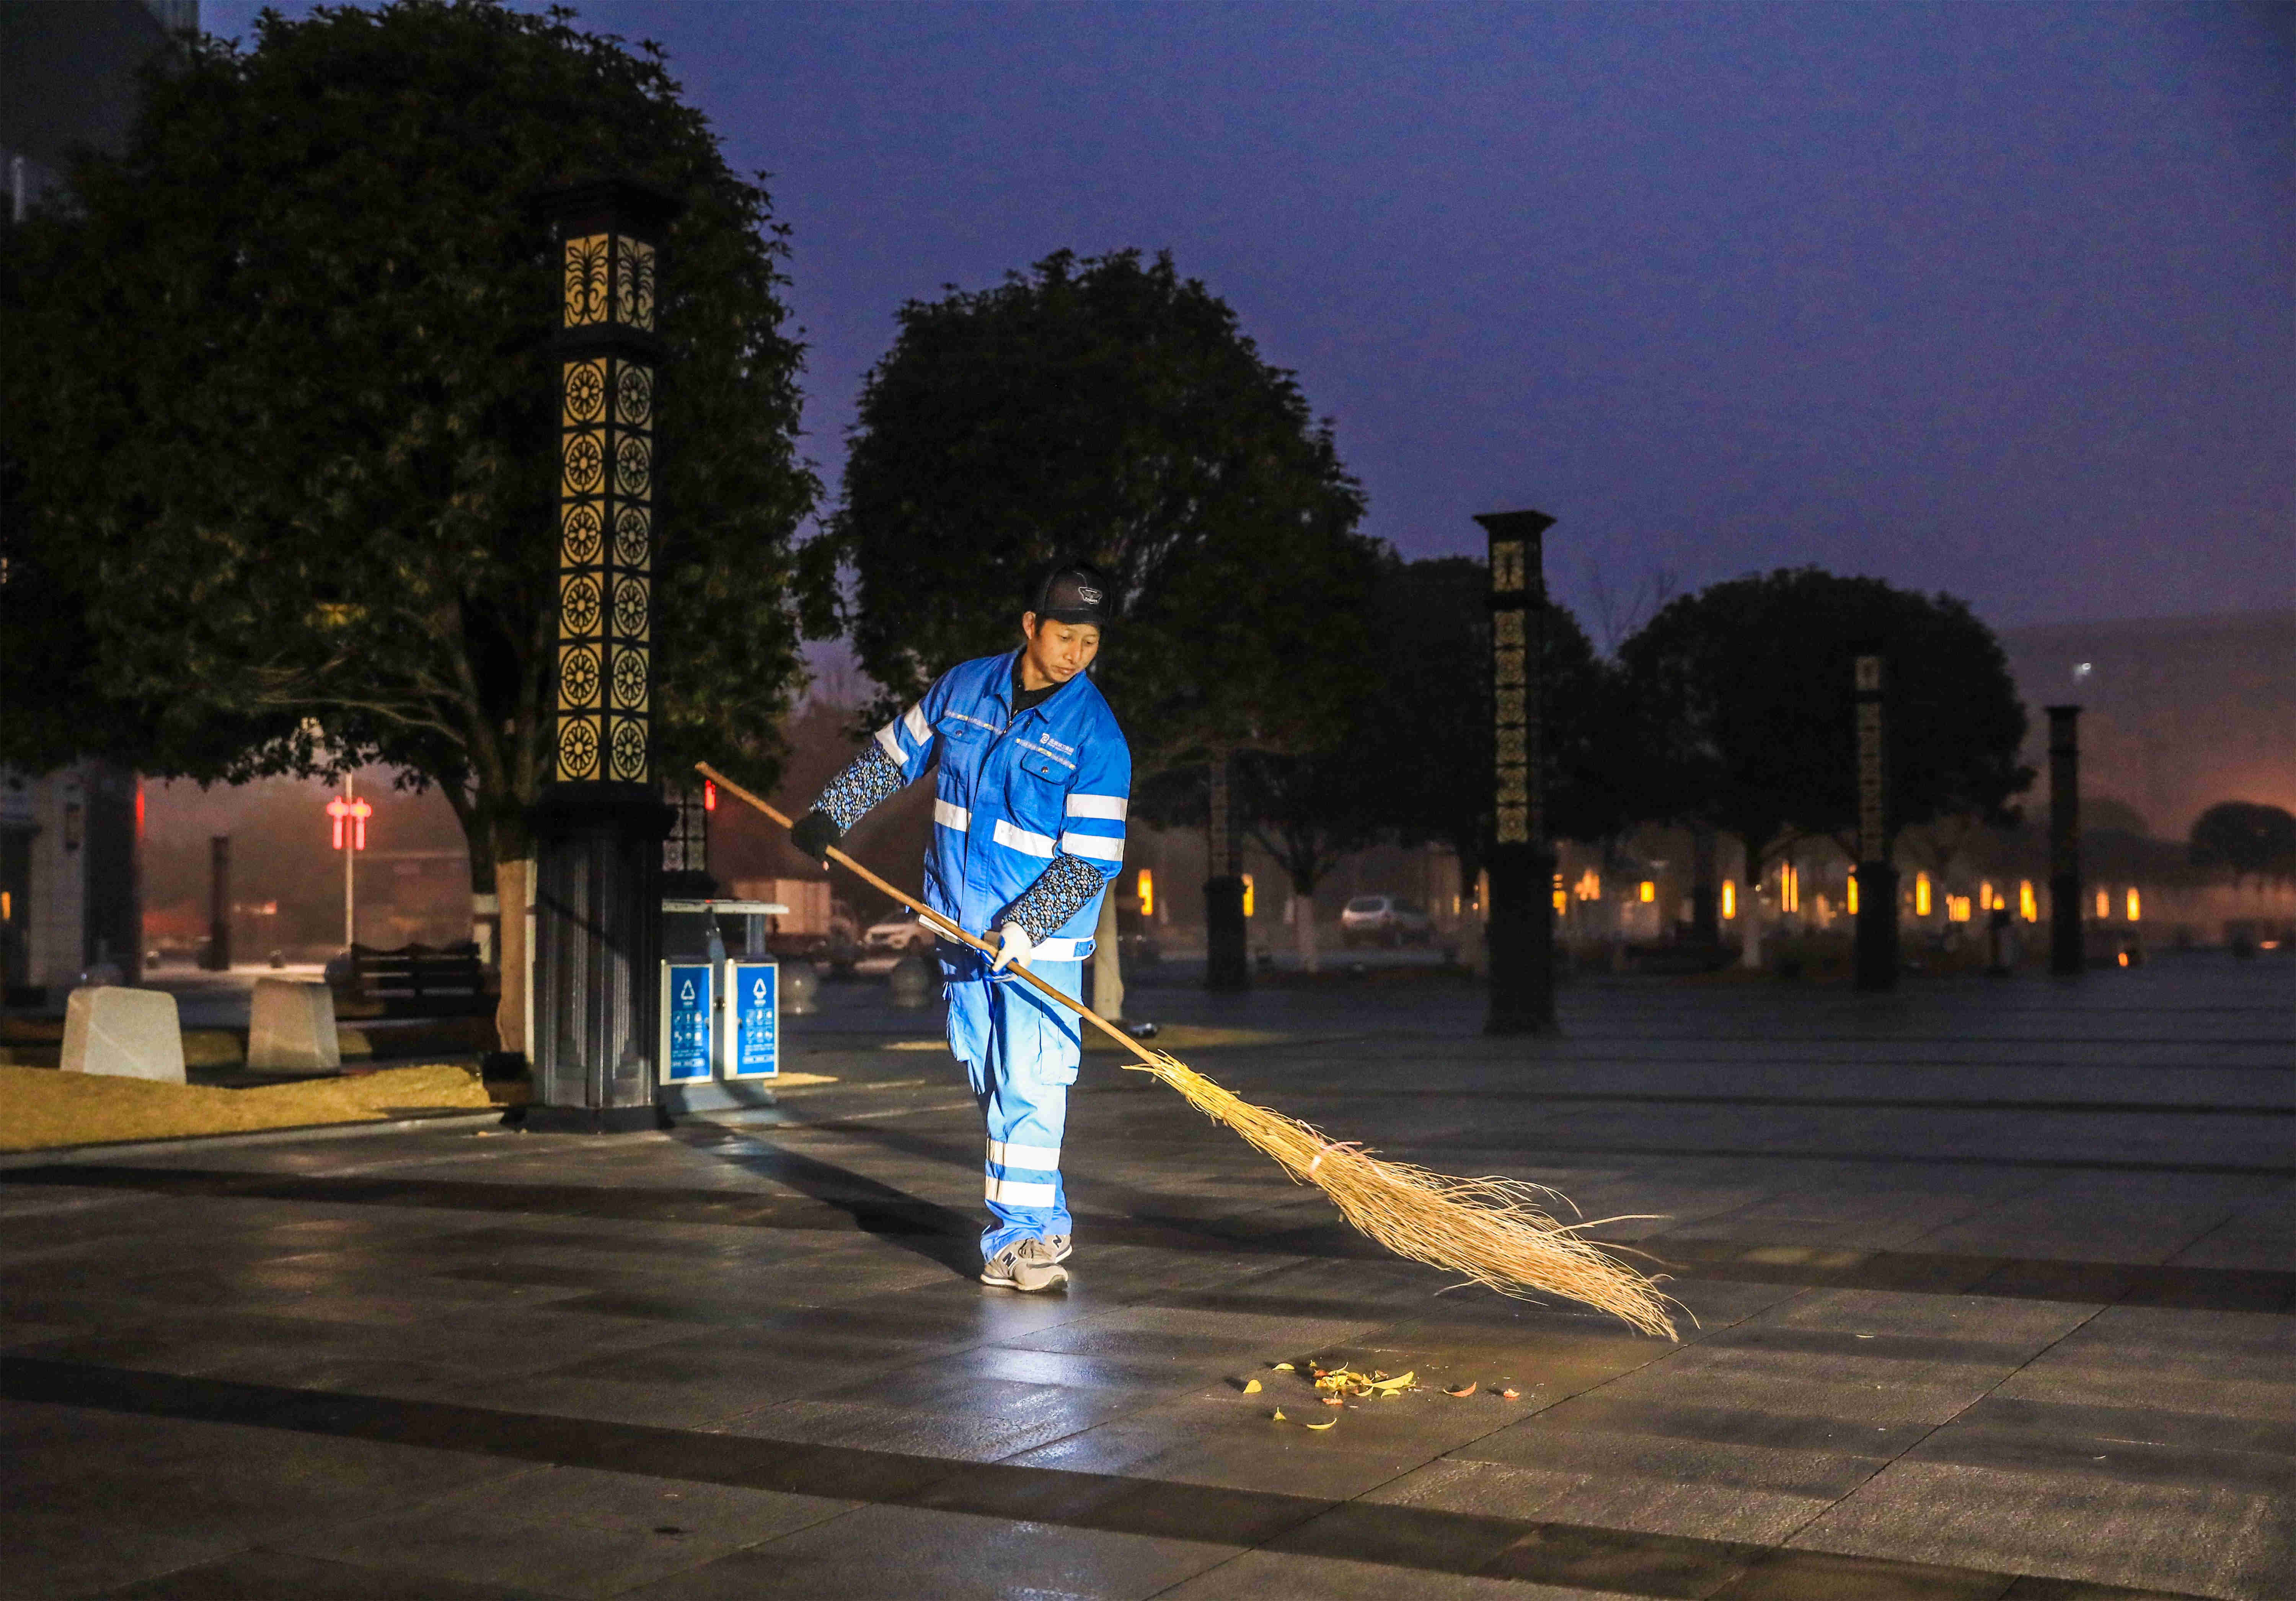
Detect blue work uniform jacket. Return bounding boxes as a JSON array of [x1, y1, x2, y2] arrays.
[[870, 651, 1132, 975]]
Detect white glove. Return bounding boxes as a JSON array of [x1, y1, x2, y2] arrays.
[[990, 921, 1035, 973]]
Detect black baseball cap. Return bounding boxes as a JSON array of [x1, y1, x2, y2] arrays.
[[1030, 563, 1112, 627]]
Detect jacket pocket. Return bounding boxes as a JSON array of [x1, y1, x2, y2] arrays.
[[1008, 752, 1068, 837], [1016, 748, 1066, 784]]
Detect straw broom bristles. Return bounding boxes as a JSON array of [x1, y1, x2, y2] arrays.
[[696, 762, 1678, 1340], [1122, 1048, 1678, 1339]]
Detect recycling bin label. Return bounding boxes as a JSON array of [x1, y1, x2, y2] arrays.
[[725, 961, 779, 1078], [662, 962, 714, 1083]]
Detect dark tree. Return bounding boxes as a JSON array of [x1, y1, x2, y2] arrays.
[[2190, 802, 2296, 888], [1135, 748, 1383, 971], [0, 0, 827, 891], [830, 248, 1379, 769], [1364, 555, 1624, 892], [1619, 568, 2032, 884]]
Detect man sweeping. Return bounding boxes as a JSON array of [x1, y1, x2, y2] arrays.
[[790, 565, 1129, 1293]]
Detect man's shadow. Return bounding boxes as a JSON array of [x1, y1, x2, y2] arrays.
[[681, 1127, 984, 1277]]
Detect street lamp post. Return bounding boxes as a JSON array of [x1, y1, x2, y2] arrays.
[[326, 776, 372, 948], [528, 178, 680, 1133], [1475, 509, 1558, 1035], [1852, 651, 1898, 991], [205, 835, 231, 972], [1205, 751, 1248, 992], [2047, 705, 2083, 976]]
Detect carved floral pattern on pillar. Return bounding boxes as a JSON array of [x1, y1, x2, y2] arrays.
[[1492, 595, 1529, 844], [552, 204, 660, 785]]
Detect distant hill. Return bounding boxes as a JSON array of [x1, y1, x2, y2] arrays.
[[1998, 610, 2295, 841]]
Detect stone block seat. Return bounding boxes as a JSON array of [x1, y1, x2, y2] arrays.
[[60, 986, 186, 1083], [247, 977, 342, 1072]]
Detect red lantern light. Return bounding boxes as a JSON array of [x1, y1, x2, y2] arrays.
[[703, 779, 717, 812], [327, 795, 373, 850]]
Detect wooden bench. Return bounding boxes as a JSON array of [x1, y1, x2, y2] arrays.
[[341, 941, 492, 1017]]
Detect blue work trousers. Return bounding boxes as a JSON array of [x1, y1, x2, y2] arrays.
[[945, 960, 1081, 1259]]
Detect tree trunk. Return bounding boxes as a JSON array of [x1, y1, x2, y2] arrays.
[[494, 854, 530, 1059], [1604, 838, 1629, 972], [484, 799, 536, 1063], [1293, 883, 1319, 973], [1091, 888, 1124, 1021]]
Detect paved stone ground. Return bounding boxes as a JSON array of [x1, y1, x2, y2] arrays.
[[3, 954, 2290, 1600]]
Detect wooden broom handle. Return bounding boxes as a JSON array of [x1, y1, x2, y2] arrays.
[[695, 762, 1159, 1070]]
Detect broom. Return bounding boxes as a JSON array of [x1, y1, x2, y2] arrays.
[[698, 761, 1677, 1339]]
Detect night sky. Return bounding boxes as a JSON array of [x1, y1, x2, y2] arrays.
[[204, 0, 2292, 636]]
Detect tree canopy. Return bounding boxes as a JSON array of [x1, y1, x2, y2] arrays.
[[2189, 801, 2296, 887], [1618, 568, 2032, 871], [1362, 555, 1626, 887], [0, 0, 826, 883], [829, 247, 1380, 768]]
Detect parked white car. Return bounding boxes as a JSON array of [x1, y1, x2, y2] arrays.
[[860, 909, 938, 954], [1339, 894, 1435, 948]]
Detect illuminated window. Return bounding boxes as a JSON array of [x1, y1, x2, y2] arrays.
[[1914, 872, 1932, 918], [1638, 880, 1655, 904], [1575, 869, 1601, 900], [1947, 895, 1971, 923], [1978, 881, 1994, 911], [1779, 863, 1799, 914], [1846, 872, 1860, 915], [1242, 874, 1255, 918], [2095, 889, 2109, 920], [2126, 888, 2141, 922], [1721, 881, 1737, 919], [2117, 950, 2130, 967], [2019, 880, 2038, 922], [1553, 889, 1568, 915], [1137, 869, 1153, 918]]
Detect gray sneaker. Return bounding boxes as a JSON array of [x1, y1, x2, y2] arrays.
[[981, 1238, 1070, 1292], [1027, 1234, 1072, 1267]]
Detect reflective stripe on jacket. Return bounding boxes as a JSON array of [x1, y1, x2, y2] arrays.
[[872, 650, 1131, 968]]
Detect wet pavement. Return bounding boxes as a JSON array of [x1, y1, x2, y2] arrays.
[[4, 954, 2291, 1599]]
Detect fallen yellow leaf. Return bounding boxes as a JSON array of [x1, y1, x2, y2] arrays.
[[1243, 1379, 1262, 1394], [1304, 1419, 1337, 1431], [1272, 1408, 1287, 1421], [1321, 1396, 1346, 1407], [1272, 1362, 1294, 1371], [1445, 1381, 1478, 1397], [1499, 1387, 1522, 1400]]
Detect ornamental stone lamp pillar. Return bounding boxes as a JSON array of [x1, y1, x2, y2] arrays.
[[1852, 651, 1899, 992], [527, 178, 680, 1133], [1204, 752, 1249, 993], [2047, 704, 2083, 977], [1476, 509, 1557, 1035]]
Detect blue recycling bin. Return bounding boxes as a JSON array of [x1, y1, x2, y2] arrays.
[[660, 962, 715, 1083], [657, 897, 787, 1116], [724, 961, 779, 1078]]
